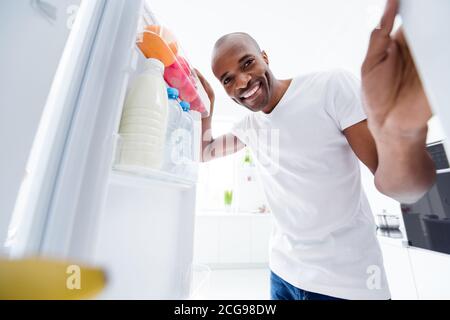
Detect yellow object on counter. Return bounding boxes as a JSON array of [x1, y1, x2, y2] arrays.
[[0, 258, 106, 300]]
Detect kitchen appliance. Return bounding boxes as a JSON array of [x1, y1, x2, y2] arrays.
[[376, 213, 401, 230], [2, 0, 203, 299], [401, 142, 450, 255], [427, 141, 449, 171], [375, 211, 403, 240], [376, 228, 403, 239]]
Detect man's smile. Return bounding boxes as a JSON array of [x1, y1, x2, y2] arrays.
[[240, 81, 262, 101]]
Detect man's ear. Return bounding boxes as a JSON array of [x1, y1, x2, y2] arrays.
[[262, 50, 269, 65]]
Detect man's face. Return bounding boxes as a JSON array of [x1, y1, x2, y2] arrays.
[[212, 41, 272, 112]]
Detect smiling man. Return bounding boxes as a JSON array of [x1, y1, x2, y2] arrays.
[[196, 0, 435, 300]]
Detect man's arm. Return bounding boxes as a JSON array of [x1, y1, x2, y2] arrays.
[[343, 120, 378, 175], [344, 120, 435, 205], [195, 70, 246, 162], [360, 0, 435, 204], [371, 127, 435, 204]]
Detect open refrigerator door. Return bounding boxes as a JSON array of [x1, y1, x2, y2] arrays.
[[6, 0, 207, 299], [400, 0, 450, 156], [93, 3, 207, 299]]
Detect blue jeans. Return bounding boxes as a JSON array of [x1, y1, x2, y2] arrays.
[[270, 271, 344, 301]]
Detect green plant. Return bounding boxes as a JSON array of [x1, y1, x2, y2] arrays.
[[243, 149, 252, 165], [224, 190, 233, 206]]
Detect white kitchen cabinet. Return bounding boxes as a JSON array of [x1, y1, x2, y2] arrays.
[[194, 213, 273, 266], [408, 248, 450, 300], [250, 215, 273, 263], [379, 241, 418, 300], [219, 216, 252, 264], [193, 216, 220, 265], [379, 238, 450, 300]]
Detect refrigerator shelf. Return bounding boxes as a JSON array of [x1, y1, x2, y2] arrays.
[[111, 165, 196, 189]]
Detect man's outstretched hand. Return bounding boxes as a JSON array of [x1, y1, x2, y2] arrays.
[[361, 0, 436, 204], [362, 0, 432, 138]]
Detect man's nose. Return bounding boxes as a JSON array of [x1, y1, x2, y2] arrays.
[[235, 73, 251, 90]]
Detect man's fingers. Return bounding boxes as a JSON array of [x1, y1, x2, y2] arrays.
[[378, 0, 398, 35], [362, 0, 399, 73], [194, 68, 204, 81], [363, 34, 390, 74], [194, 68, 215, 102], [393, 27, 408, 49], [194, 68, 208, 88]]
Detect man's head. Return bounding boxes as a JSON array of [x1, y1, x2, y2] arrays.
[[211, 33, 276, 112]]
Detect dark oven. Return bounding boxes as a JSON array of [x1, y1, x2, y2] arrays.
[[401, 141, 450, 255]]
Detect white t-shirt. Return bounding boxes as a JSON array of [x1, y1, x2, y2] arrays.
[[231, 70, 391, 300]]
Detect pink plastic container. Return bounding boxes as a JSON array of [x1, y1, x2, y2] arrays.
[[190, 96, 207, 114], [164, 56, 190, 88], [163, 54, 210, 117]]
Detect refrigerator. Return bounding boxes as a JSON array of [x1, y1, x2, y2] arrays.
[[3, 0, 203, 299]]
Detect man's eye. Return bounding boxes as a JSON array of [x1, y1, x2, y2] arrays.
[[244, 59, 254, 69], [223, 78, 231, 85]]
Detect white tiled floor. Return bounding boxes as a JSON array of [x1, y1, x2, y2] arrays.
[[191, 267, 271, 300]]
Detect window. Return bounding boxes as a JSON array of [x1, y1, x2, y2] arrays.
[[196, 118, 269, 214]]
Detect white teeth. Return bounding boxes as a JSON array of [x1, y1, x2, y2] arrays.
[[242, 83, 261, 99]]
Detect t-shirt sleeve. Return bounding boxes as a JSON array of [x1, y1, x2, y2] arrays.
[[327, 70, 367, 131], [230, 115, 250, 146]]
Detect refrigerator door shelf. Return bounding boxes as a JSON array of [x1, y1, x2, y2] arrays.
[[133, 5, 211, 117], [111, 133, 199, 187], [111, 167, 197, 190], [94, 178, 197, 300]]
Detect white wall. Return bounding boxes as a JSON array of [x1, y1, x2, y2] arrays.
[[194, 214, 273, 266], [0, 0, 81, 252]]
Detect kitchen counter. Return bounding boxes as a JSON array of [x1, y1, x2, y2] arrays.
[[377, 234, 409, 248], [196, 210, 272, 218]]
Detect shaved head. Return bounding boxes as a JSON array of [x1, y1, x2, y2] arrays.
[[212, 33, 263, 71], [213, 32, 262, 56]]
